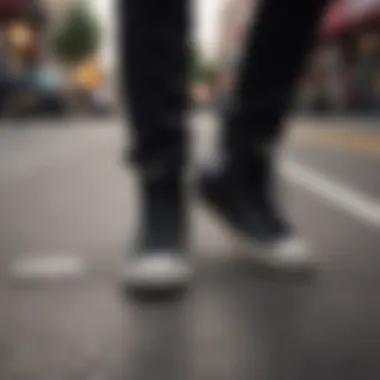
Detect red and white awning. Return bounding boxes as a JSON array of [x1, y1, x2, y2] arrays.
[[321, 0, 380, 38], [0, 0, 26, 22]]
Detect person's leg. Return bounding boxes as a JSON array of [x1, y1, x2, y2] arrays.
[[201, 0, 329, 269], [119, 0, 191, 288], [227, 0, 329, 145]]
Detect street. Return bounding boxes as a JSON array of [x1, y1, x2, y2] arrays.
[[1, 114, 380, 380]]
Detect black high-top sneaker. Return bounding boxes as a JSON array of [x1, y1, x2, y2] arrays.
[[199, 151, 315, 270], [123, 175, 192, 290]]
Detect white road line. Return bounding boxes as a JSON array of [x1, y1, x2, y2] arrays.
[[282, 161, 380, 227]]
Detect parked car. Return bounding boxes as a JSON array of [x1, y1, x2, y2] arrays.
[[2, 64, 68, 118], [29, 62, 68, 116]]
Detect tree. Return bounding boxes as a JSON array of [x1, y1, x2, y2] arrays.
[[188, 45, 217, 85], [52, 1, 101, 63]]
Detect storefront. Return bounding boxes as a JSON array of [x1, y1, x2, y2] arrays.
[[0, 0, 25, 24], [0, 0, 46, 70], [0, 0, 50, 116], [315, 0, 380, 112]]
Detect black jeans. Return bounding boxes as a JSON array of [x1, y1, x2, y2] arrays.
[[119, 0, 328, 174]]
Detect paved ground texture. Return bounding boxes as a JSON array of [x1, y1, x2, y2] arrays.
[[1, 115, 380, 380]]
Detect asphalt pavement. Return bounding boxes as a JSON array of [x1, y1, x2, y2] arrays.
[[1, 114, 380, 380]]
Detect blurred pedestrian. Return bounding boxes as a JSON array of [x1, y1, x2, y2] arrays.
[[120, 0, 329, 290], [0, 31, 8, 114], [0, 29, 15, 116]]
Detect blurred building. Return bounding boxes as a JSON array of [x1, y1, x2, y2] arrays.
[[306, 0, 380, 113], [218, 0, 253, 62], [217, 0, 380, 114], [217, 0, 256, 96], [0, 0, 50, 116], [39, 0, 73, 24], [0, 0, 47, 72], [0, 0, 116, 117], [0, 0, 26, 23], [0, 0, 46, 29]]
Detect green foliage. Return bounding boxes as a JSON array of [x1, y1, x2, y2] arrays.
[[188, 45, 217, 84], [52, 1, 101, 63]]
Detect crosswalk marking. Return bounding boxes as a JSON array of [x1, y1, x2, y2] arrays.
[[283, 161, 380, 227], [10, 253, 86, 281]]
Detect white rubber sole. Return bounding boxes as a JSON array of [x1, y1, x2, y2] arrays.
[[122, 254, 193, 289], [236, 234, 317, 271], [200, 196, 316, 271]]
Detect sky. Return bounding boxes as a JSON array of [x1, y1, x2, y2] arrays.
[[194, 0, 226, 61]]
